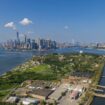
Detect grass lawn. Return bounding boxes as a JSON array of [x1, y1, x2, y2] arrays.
[[27, 64, 50, 73], [0, 90, 10, 101]]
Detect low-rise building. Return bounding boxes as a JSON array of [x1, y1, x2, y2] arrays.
[[6, 96, 19, 103], [22, 98, 39, 105], [28, 89, 53, 100], [15, 88, 28, 97], [70, 91, 79, 100], [48, 84, 67, 101]]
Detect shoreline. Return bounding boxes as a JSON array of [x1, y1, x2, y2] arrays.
[[78, 63, 104, 105], [0, 56, 31, 77], [86, 64, 105, 105], [90, 64, 105, 105]]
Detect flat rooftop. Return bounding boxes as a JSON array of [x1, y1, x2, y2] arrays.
[[29, 89, 53, 97]]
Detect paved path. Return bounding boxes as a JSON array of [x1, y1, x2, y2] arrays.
[[58, 92, 78, 105]]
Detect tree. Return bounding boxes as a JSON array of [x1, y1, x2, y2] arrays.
[[40, 100, 46, 105]]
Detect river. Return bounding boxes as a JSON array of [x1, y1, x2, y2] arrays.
[[0, 47, 105, 104]]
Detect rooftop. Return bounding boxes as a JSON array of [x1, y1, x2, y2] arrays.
[[49, 84, 68, 100], [29, 89, 53, 97]]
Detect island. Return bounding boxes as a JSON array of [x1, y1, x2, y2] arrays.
[[0, 53, 104, 105]]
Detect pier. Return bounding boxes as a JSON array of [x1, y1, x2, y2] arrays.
[[96, 85, 105, 89], [92, 92, 105, 98], [91, 88, 103, 92], [90, 85, 105, 98]]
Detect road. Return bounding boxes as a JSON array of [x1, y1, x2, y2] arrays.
[[58, 92, 78, 105]]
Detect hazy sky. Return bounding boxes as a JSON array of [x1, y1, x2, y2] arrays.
[[0, 0, 105, 43]]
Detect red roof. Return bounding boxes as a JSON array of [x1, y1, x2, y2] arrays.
[[70, 91, 79, 98]]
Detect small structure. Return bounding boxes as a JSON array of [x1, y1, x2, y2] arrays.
[[15, 88, 28, 97], [79, 50, 83, 54], [6, 96, 19, 103], [74, 86, 84, 93], [82, 79, 88, 83], [70, 91, 79, 100], [24, 80, 34, 85], [22, 98, 39, 105]]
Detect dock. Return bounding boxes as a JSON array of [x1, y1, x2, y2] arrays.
[[90, 85, 105, 98], [96, 85, 105, 89], [91, 88, 104, 92], [92, 92, 105, 98]]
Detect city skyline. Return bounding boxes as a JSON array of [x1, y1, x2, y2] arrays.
[[0, 0, 105, 43], [1, 31, 58, 50]]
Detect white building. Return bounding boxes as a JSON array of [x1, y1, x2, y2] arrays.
[[22, 98, 39, 105]]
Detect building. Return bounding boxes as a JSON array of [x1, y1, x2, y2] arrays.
[[22, 98, 39, 105], [16, 31, 20, 49], [70, 91, 79, 100], [28, 89, 53, 100], [15, 88, 28, 97], [24, 34, 27, 44], [6, 96, 19, 103], [31, 39, 38, 49], [3, 32, 57, 50], [48, 84, 67, 101]]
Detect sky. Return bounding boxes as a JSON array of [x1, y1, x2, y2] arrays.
[[0, 0, 105, 43]]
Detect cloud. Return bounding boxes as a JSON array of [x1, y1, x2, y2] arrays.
[[20, 18, 32, 26], [64, 25, 69, 30], [4, 22, 16, 30]]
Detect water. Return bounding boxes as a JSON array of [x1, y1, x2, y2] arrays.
[[0, 47, 105, 104], [0, 49, 55, 75], [91, 66, 105, 105], [0, 50, 33, 75], [1, 47, 105, 75]]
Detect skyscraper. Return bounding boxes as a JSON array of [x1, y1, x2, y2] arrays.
[[24, 34, 27, 44], [16, 31, 20, 44]]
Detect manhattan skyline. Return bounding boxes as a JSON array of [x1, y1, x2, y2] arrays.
[[0, 0, 105, 43]]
